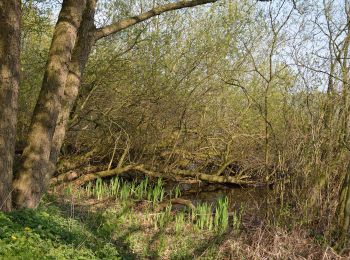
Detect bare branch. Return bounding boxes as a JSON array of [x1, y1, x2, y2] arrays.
[[95, 0, 218, 40]]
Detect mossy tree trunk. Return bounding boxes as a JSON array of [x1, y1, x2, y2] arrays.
[[0, 0, 21, 212], [13, 0, 87, 209]]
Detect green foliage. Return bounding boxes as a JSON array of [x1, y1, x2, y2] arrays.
[[93, 178, 104, 200], [175, 212, 185, 234], [148, 178, 165, 206], [0, 205, 119, 259], [89, 177, 165, 206], [195, 202, 213, 231], [214, 197, 229, 233]]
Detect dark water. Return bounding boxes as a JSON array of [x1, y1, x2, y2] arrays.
[[185, 186, 271, 211], [165, 181, 273, 213]]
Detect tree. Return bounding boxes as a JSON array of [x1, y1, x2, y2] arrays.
[[0, 0, 218, 210], [0, 0, 21, 212]]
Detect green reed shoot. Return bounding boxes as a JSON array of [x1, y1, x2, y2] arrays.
[[175, 185, 181, 198], [134, 177, 149, 200], [232, 205, 244, 231], [154, 204, 172, 230], [175, 212, 185, 234], [110, 177, 120, 196], [195, 202, 213, 230], [86, 181, 92, 197], [119, 182, 131, 200], [214, 196, 229, 233], [148, 178, 165, 205], [94, 178, 104, 200]]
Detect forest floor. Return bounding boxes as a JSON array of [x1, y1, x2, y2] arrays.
[[0, 181, 347, 259]]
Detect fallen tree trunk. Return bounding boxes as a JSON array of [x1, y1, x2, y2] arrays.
[[59, 164, 256, 188], [71, 164, 162, 187], [50, 171, 79, 186], [173, 169, 255, 186]]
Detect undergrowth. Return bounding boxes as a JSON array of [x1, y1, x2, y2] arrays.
[[0, 177, 346, 259], [0, 203, 120, 259]]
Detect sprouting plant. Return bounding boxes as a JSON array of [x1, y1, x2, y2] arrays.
[[119, 182, 131, 201], [130, 181, 136, 197], [195, 202, 212, 230], [153, 204, 172, 230], [110, 177, 120, 196], [94, 178, 104, 200], [175, 212, 185, 234], [174, 185, 181, 198], [86, 181, 92, 197], [232, 211, 240, 231], [149, 178, 165, 206], [214, 196, 229, 233], [134, 178, 148, 200]]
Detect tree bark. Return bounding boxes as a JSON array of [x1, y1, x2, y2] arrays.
[[13, 0, 86, 209], [50, 0, 97, 168], [0, 0, 21, 212]]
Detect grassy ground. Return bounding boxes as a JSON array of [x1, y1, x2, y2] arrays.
[[0, 178, 346, 259]]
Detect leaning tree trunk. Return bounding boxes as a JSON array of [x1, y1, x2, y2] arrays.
[[12, 0, 86, 209], [49, 0, 97, 169], [0, 0, 21, 212]]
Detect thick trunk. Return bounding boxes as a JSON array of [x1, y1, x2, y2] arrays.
[[50, 0, 97, 168], [13, 0, 86, 209], [0, 0, 21, 212]]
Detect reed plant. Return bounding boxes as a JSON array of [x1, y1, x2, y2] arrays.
[[85, 181, 92, 197], [110, 177, 120, 196], [148, 178, 165, 205], [94, 178, 104, 200], [195, 202, 213, 231], [214, 197, 229, 233], [175, 212, 185, 234]]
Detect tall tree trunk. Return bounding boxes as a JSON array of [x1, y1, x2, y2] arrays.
[[0, 0, 21, 212], [12, 0, 86, 209], [50, 0, 97, 168]]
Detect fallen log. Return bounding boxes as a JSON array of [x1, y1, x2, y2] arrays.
[[54, 164, 257, 189], [173, 169, 255, 186], [50, 171, 79, 186], [71, 164, 162, 187]]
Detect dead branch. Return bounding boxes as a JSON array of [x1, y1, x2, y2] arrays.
[[71, 164, 161, 187]]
